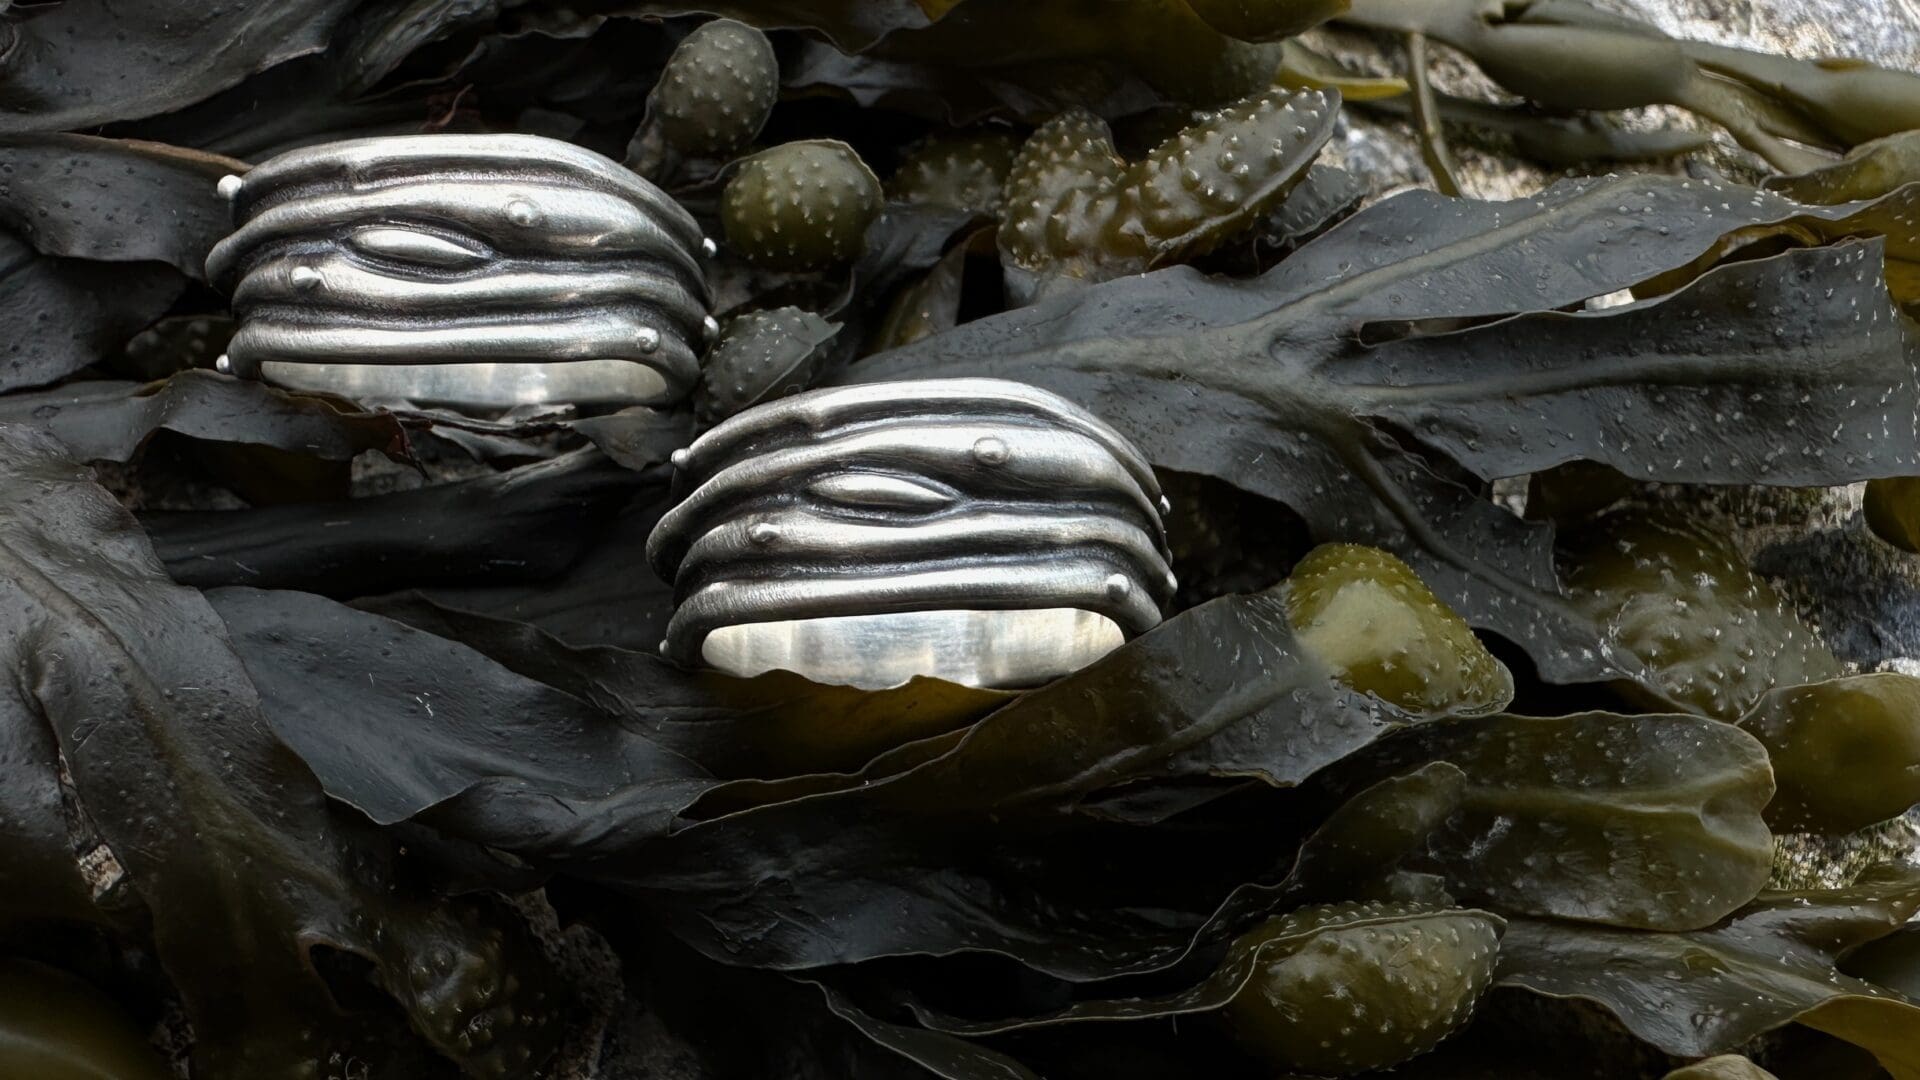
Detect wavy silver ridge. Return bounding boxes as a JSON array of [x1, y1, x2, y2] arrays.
[[648, 379, 1176, 689], [210, 134, 712, 410]]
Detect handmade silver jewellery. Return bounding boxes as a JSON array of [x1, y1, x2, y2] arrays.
[[646, 379, 1177, 689], [206, 134, 715, 410]]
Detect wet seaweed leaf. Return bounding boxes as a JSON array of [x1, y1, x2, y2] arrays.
[[852, 174, 1920, 689], [0, 371, 410, 466], [1842, 923, 1920, 1000], [818, 983, 1043, 1080], [626, 586, 1406, 978], [1495, 864, 1920, 1076], [0, 234, 184, 393], [1767, 131, 1920, 203], [150, 450, 647, 594], [208, 586, 715, 843], [0, 674, 101, 929], [0, 0, 365, 134], [360, 594, 1009, 781], [0, 135, 242, 278], [1341, 0, 1920, 171], [1312, 711, 1775, 930], [914, 903, 1503, 1076], [0, 427, 564, 1078]]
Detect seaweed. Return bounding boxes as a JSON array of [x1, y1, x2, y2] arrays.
[[3, 4, 1920, 1078]]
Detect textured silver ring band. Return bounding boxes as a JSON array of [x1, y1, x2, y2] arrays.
[[206, 133, 716, 411], [645, 378, 1177, 689]]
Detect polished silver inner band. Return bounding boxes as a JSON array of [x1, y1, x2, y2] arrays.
[[255, 359, 675, 410], [702, 609, 1127, 689], [647, 377, 1175, 690]]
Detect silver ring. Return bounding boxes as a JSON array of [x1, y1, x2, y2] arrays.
[[645, 378, 1177, 689], [206, 134, 714, 411]]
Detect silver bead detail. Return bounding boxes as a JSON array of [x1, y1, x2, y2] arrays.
[[216, 174, 245, 200], [972, 436, 1010, 466]]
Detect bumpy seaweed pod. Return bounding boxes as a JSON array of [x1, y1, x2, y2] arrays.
[[888, 130, 1021, 217], [1740, 673, 1920, 834], [205, 134, 714, 411], [1000, 86, 1336, 297], [375, 897, 562, 1078], [695, 306, 840, 424], [651, 19, 779, 160], [1122, 85, 1338, 266], [647, 378, 1176, 689], [720, 140, 882, 271], [999, 109, 1128, 287], [1220, 902, 1502, 1076], [1284, 543, 1513, 717], [1563, 509, 1843, 719]]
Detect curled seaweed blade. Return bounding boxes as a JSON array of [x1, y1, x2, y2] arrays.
[[0, 371, 411, 467], [852, 174, 1920, 691], [914, 902, 1502, 1076], [1767, 132, 1920, 203], [0, 428, 565, 1077], [1738, 673, 1920, 834], [0, 0, 361, 133], [631, 586, 1408, 978], [0, 135, 240, 278], [1495, 863, 1920, 1075], [1563, 509, 1843, 719], [1312, 711, 1776, 930]]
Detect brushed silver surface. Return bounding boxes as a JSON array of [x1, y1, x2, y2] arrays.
[[647, 378, 1175, 689], [208, 133, 711, 411]]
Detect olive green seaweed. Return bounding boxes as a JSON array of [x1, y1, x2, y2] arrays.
[[1865, 475, 1920, 553], [0, 960, 169, 1080], [1314, 710, 1777, 931], [722, 139, 884, 270], [888, 130, 1021, 217], [629, 19, 779, 182], [0, 428, 563, 1079], [999, 85, 1338, 298], [1283, 542, 1514, 717], [1496, 864, 1920, 1079], [696, 306, 842, 423], [1562, 508, 1844, 719], [1341, 0, 1920, 172], [857, 174, 1920, 691], [1738, 673, 1920, 834], [1663, 1056, 1781, 1080], [911, 901, 1502, 1077]]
